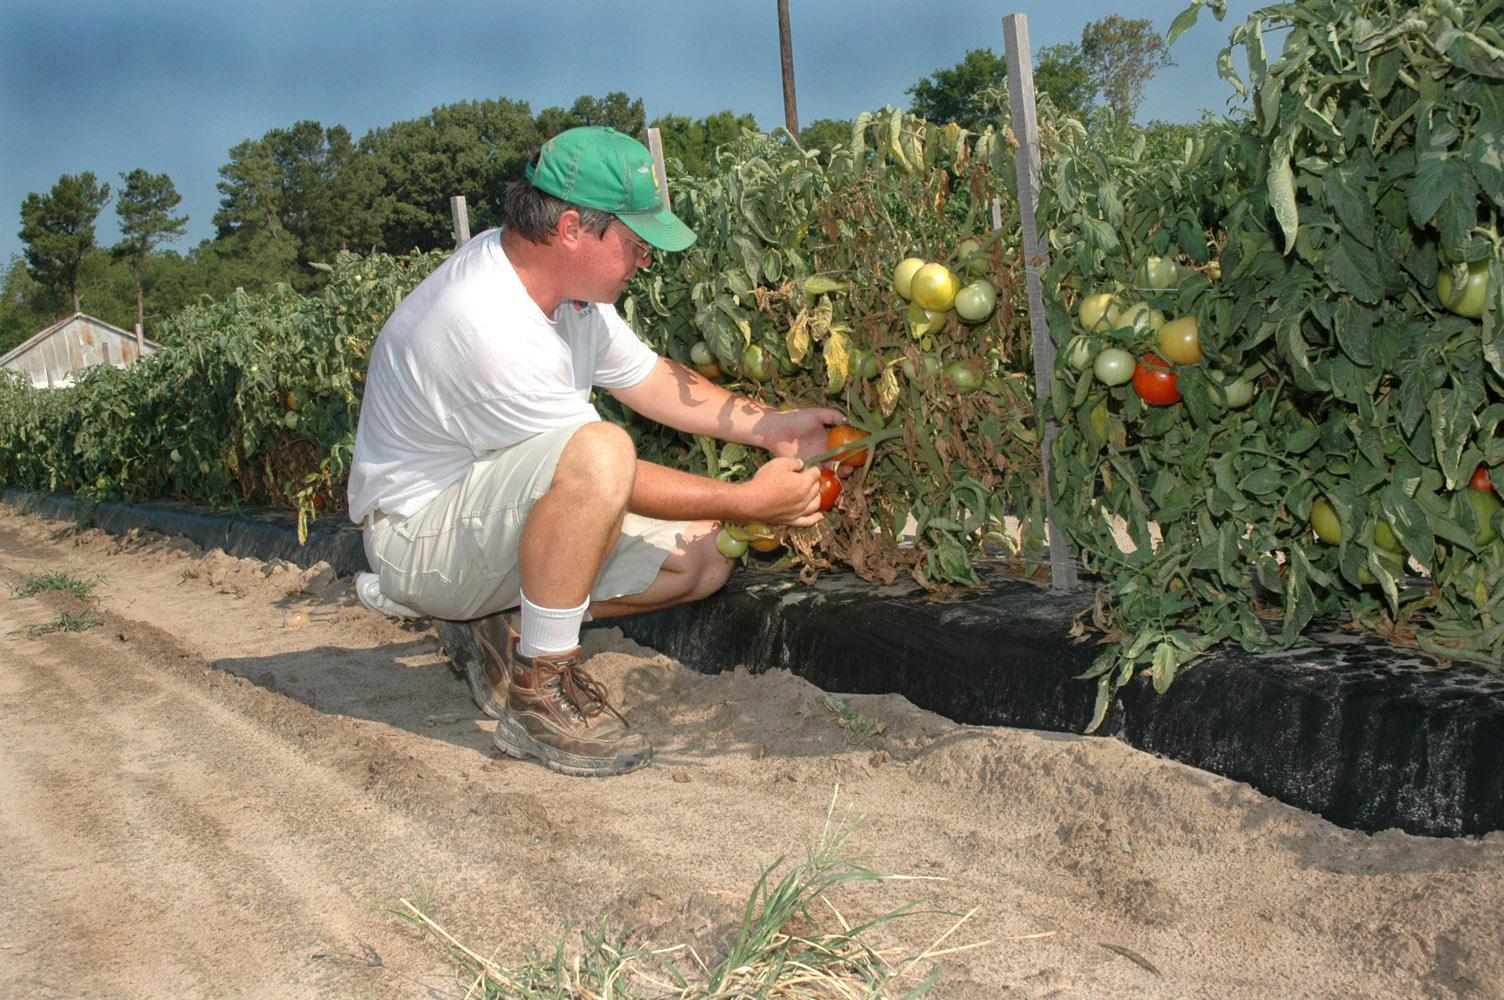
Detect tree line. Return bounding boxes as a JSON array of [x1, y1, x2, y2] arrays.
[[1, 15, 1172, 356]]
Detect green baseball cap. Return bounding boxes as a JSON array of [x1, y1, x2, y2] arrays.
[[526, 126, 696, 252]]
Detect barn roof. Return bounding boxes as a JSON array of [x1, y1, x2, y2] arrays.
[[0, 312, 162, 388]]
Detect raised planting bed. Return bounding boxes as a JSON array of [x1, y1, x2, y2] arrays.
[[6, 488, 1501, 838]]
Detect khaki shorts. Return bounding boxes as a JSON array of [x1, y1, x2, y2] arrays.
[[363, 423, 688, 621]]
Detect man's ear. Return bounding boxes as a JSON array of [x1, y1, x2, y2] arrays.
[[554, 208, 583, 250]]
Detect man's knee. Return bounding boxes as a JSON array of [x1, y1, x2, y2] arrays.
[[554, 422, 636, 506], [682, 522, 734, 601]]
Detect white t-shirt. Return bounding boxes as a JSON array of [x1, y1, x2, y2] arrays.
[[347, 228, 659, 521]]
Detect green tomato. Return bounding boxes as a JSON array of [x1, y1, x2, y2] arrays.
[[849, 347, 880, 380], [1437, 260, 1492, 319], [1311, 497, 1343, 544], [1066, 336, 1094, 371], [715, 528, 749, 559], [1374, 518, 1404, 555], [690, 341, 714, 366], [1219, 377, 1254, 409], [1093, 348, 1135, 386], [954, 280, 997, 322], [1078, 292, 1119, 333], [900, 353, 942, 380], [741, 343, 770, 382], [1466, 488, 1502, 545], [1110, 301, 1164, 335], [945, 361, 981, 394], [892, 257, 926, 300], [1140, 256, 1182, 291]]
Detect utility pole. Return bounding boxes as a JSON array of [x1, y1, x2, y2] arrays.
[[777, 0, 800, 140]]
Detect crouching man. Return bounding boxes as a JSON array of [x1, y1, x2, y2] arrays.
[[347, 126, 843, 777]]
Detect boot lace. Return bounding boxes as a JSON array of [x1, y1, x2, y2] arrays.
[[537, 657, 629, 728]]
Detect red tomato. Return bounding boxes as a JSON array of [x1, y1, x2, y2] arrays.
[[1472, 465, 1495, 494], [818, 468, 842, 510], [826, 425, 870, 467], [1132, 354, 1181, 406]]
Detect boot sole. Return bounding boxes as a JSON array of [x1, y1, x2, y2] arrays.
[[492, 713, 652, 778]]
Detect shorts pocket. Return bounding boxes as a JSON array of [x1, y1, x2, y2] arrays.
[[458, 503, 528, 582]]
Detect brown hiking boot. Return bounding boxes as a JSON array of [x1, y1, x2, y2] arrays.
[[464, 611, 519, 720], [491, 646, 652, 777]]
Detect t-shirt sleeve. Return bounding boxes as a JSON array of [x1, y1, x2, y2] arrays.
[[589, 303, 660, 389]]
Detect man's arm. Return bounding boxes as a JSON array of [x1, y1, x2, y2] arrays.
[[609, 357, 843, 464]]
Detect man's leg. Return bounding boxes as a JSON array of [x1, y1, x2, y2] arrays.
[[494, 421, 657, 777], [588, 521, 732, 619]]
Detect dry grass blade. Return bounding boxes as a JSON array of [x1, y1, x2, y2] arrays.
[[1098, 941, 1161, 976]]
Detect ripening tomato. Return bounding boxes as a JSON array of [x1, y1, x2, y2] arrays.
[[827, 425, 870, 467], [818, 468, 842, 510], [910, 263, 959, 311], [749, 532, 784, 553], [1472, 464, 1496, 494], [1156, 315, 1201, 365], [1132, 354, 1180, 405], [906, 301, 947, 338]]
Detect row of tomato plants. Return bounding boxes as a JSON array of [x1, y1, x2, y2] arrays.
[[1040, 0, 1504, 722]]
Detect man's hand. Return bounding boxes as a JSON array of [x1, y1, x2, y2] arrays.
[[742, 456, 823, 527], [758, 406, 848, 466]]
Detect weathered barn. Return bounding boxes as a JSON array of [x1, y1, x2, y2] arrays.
[[0, 313, 160, 389]]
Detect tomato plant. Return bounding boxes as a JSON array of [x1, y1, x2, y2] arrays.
[[1131, 355, 1180, 405]]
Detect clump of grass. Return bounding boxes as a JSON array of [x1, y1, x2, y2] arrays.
[[13, 569, 102, 602], [822, 694, 887, 747], [19, 611, 102, 638], [398, 789, 982, 998]]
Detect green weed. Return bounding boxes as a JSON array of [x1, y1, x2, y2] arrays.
[[13, 569, 102, 602], [397, 788, 980, 998]]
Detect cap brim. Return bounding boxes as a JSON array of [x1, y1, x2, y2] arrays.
[[619, 207, 697, 253]]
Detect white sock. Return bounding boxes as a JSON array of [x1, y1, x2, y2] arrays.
[[518, 591, 590, 657]]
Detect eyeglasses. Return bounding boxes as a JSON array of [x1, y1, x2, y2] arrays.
[[612, 222, 655, 264]]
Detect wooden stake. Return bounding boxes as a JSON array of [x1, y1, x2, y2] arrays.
[[1004, 13, 1078, 591], [450, 195, 471, 247], [645, 127, 670, 209]]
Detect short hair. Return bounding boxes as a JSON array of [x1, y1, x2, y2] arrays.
[[501, 149, 616, 244]]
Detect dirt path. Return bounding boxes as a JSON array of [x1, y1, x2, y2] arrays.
[[1, 505, 1501, 999]]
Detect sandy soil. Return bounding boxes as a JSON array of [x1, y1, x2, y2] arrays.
[[0, 504, 1501, 1000]]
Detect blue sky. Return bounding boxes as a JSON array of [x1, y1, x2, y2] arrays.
[[0, 0, 1258, 263]]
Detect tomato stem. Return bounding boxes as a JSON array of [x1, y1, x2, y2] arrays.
[[802, 426, 904, 469]]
